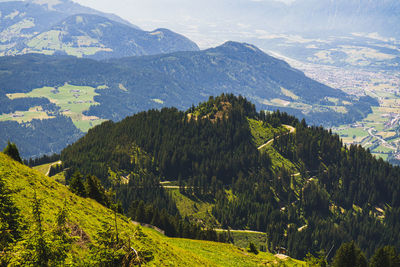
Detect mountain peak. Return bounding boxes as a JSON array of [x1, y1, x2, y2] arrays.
[[220, 41, 262, 53]]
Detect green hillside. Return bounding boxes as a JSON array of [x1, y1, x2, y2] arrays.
[[0, 152, 304, 266], [59, 94, 400, 260]]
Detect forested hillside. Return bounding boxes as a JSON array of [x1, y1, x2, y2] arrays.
[[60, 94, 400, 260]]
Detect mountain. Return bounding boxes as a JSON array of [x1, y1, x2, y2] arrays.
[[0, 152, 305, 266], [60, 94, 400, 261], [0, 0, 199, 58], [0, 42, 377, 158], [15, 13, 199, 59], [0, 0, 137, 49]]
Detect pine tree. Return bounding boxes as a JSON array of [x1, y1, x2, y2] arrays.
[[22, 192, 52, 266], [370, 246, 400, 267], [50, 202, 75, 265], [20, 195, 74, 266], [88, 222, 125, 266], [85, 175, 109, 206], [247, 242, 259, 254], [332, 241, 367, 267], [69, 171, 86, 197], [3, 141, 22, 163]]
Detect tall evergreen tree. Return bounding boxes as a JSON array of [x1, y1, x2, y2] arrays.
[[3, 141, 22, 163], [370, 246, 400, 267], [85, 175, 109, 207], [332, 241, 367, 267], [69, 171, 86, 197], [22, 192, 52, 266]]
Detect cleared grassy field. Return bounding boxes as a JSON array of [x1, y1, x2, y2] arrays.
[[247, 118, 286, 147], [0, 106, 54, 123], [168, 188, 218, 227], [215, 229, 267, 251], [337, 127, 369, 142], [6, 83, 107, 132], [374, 145, 393, 153], [261, 145, 298, 174], [32, 161, 55, 175], [26, 30, 112, 57]]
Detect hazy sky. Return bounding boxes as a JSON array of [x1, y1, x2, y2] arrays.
[[72, 0, 293, 48]]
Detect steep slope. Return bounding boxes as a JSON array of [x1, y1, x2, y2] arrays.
[[0, 0, 199, 58], [60, 95, 400, 260], [0, 152, 304, 266]]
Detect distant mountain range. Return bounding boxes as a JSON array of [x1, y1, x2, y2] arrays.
[[0, 42, 377, 158], [0, 0, 199, 58]]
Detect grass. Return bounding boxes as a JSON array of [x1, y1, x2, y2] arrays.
[[26, 30, 112, 57], [168, 238, 304, 266], [248, 117, 298, 173], [1, 153, 305, 265], [216, 229, 267, 251], [336, 127, 369, 143], [6, 83, 106, 132], [0, 106, 55, 123], [168, 189, 218, 227], [247, 118, 286, 147], [261, 145, 298, 174], [32, 162, 55, 175], [281, 87, 299, 100], [374, 145, 393, 153]]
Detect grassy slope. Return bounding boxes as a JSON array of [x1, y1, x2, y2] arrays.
[[0, 153, 304, 266], [248, 119, 298, 174], [168, 188, 218, 227], [248, 118, 298, 172], [33, 161, 66, 184], [247, 118, 286, 147]]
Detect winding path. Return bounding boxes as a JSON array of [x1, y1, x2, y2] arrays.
[[257, 125, 296, 150], [45, 160, 62, 176]]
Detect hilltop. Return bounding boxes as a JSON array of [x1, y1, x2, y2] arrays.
[[60, 94, 400, 260], [0, 152, 305, 266]]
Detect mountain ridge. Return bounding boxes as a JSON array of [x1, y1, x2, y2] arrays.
[[0, 0, 200, 58]]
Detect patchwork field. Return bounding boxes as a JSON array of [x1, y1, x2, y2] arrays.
[[332, 74, 400, 163]]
